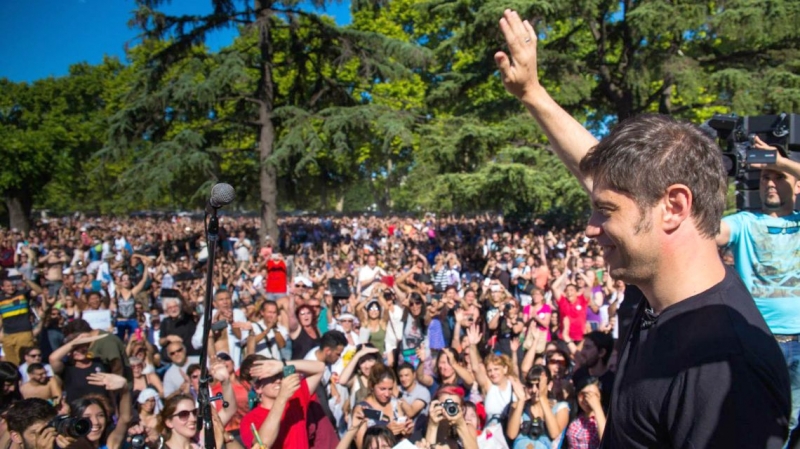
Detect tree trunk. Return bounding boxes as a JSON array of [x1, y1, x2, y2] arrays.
[[4, 189, 33, 233], [335, 190, 344, 212], [257, 0, 279, 245]]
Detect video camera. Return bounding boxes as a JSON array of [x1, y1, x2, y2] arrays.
[[707, 113, 800, 178], [707, 113, 800, 211]]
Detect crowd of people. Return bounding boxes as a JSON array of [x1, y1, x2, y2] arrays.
[[0, 207, 632, 449], [3, 7, 800, 449]]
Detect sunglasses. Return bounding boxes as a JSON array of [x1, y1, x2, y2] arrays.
[[169, 348, 185, 356], [28, 353, 42, 358], [217, 354, 232, 362], [368, 306, 380, 311], [767, 226, 800, 235], [548, 358, 567, 366], [299, 311, 312, 316], [172, 409, 198, 421], [411, 301, 423, 306]]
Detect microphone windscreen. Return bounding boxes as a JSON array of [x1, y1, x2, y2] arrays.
[[209, 183, 235, 208]]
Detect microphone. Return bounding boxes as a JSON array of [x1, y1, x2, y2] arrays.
[[206, 183, 235, 213]]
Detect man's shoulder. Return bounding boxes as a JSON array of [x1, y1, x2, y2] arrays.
[[411, 383, 431, 400]]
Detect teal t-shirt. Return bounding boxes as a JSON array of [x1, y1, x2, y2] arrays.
[[723, 210, 800, 334], [317, 307, 329, 334]]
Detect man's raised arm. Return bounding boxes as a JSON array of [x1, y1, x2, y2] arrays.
[[496, 9, 599, 194]]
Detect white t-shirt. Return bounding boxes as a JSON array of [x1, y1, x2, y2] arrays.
[[251, 320, 288, 360], [358, 265, 385, 297], [163, 362, 190, 397], [191, 308, 249, 368]]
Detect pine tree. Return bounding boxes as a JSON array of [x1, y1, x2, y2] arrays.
[[105, 0, 428, 241]]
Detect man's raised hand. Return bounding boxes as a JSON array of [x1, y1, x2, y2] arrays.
[[495, 9, 541, 100]]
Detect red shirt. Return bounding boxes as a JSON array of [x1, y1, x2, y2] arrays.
[[240, 378, 311, 449], [266, 259, 287, 294], [557, 295, 589, 341]]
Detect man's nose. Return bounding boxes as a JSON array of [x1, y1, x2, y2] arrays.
[[585, 212, 603, 238]]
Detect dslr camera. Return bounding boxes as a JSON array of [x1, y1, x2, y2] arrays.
[[441, 399, 460, 417], [519, 417, 545, 439], [50, 416, 91, 438]]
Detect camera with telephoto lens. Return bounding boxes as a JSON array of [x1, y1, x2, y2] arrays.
[[441, 399, 459, 417], [50, 416, 91, 438], [519, 417, 545, 439]]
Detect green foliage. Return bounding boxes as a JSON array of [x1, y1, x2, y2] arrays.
[[3, 0, 799, 228]]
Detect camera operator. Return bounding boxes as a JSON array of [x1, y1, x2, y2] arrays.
[[716, 135, 800, 431], [6, 398, 73, 449]]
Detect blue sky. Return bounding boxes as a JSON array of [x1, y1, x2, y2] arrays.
[[0, 0, 352, 83]]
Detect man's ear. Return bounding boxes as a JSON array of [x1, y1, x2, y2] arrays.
[[10, 431, 23, 445]]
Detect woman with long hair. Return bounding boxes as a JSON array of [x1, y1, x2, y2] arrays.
[[338, 344, 381, 408], [136, 388, 161, 440], [351, 363, 413, 449], [564, 377, 606, 449], [62, 295, 81, 322], [386, 292, 427, 368], [465, 325, 516, 426], [68, 373, 132, 449], [416, 348, 475, 396], [506, 365, 570, 449], [131, 356, 164, 400], [157, 394, 226, 449], [0, 361, 22, 405], [356, 294, 389, 357], [110, 261, 149, 341]]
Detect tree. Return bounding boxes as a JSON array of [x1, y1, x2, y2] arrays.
[[0, 60, 118, 231], [106, 0, 427, 242]]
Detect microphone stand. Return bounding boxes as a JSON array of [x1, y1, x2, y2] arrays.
[[198, 210, 220, 449]]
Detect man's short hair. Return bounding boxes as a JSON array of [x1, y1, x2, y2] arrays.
[[63, 319, 92, 338], [585, 331, 615, 365], [27, 363, 45, 374], [579, 114, 726, 238], [6, 398, 57, 433], [319, 330, 347, 350]]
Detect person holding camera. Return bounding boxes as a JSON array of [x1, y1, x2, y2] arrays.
[[506, 366, 569, 449], [5, 398, 74, 449], [423, 388, 479, 449], [67, 372, 133, 449], [716, 135, 800, 433]]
